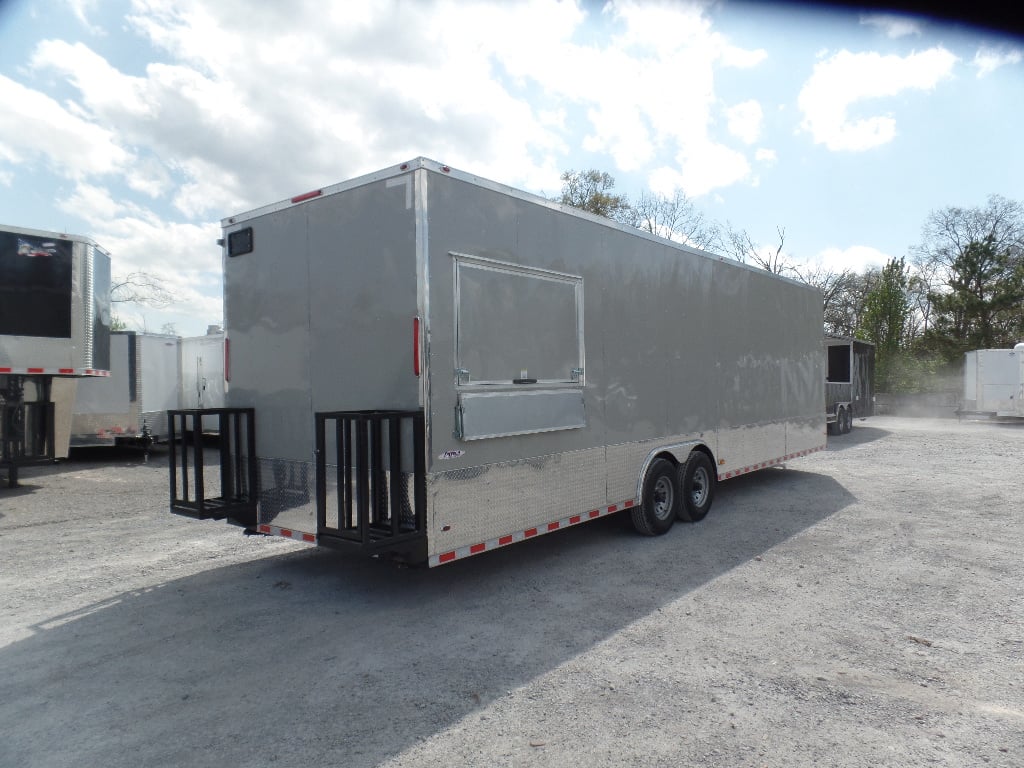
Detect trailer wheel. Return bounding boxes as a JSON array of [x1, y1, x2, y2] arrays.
[[678, 451, 715, 522], [839, 407, 851, 435], [631, 459, 678, 536]]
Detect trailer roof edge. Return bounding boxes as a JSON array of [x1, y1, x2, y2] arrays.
[[0, 223, 107, 253], [219, 158, 818, 294]]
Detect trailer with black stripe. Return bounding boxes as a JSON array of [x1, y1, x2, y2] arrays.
[[0, 224, 111, 487], [169, 158, 826, 565]]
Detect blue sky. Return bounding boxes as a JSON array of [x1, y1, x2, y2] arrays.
[[1, 0, 1022, 336]]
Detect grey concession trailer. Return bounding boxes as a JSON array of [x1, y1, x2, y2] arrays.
[[824, 336, 874, 435], [169, 158, 826, 565], [1, 224, 111, 485]]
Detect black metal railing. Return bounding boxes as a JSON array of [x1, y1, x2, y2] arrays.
[[168, 408, 256, 526], [315, 410, 426, 558], [1, 400, 55, 488]]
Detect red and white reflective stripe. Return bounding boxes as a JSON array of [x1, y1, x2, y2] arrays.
[[257, 524, 316, 544], [0, 366, 110, 376], [429, 499, 637, 567], [717, 444, 826, 481]]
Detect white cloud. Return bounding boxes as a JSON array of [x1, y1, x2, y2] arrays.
[[559, 1, 766, 195], [725, 100, 762, 144], [65, 0, 106, 35], [860, 14, 922, 39], [755, 148, 776, 165], [811, 245, 891, 273], [11, 0, 772, 215], [973, 46, 1023, 77], [56, 181, 220, 274], [56, 181, 223, 327], [2, 0, 778, 331], [116, 0, 582, 213], [31, 40, 152, 118], [649, 142, 750, 198], [798, 47, 958, 151], [0, 74, 133, 177]]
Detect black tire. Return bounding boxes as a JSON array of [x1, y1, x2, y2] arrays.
[[631, 458, 678, 536], [678, 451, 715, 522], [840, 407, 851, 435]]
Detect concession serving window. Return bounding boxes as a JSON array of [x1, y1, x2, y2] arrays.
[[453, 253, 584, 386], [451, 253, 586, 440]]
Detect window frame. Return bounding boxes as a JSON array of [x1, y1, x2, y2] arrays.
[[451, 252, 585, 388]]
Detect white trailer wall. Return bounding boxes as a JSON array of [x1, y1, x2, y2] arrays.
[[963, 347, 1024, 417]]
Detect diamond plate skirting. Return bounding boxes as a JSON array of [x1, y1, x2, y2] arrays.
[[252, 419, 823, 558], [257, 457, 316, 533], [427, 443, 621, 556]]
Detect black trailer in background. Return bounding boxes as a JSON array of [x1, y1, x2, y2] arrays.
[[825, 337, 874, 435]]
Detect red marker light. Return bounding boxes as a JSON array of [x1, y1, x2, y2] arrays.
[[290, 189, 323, 204]]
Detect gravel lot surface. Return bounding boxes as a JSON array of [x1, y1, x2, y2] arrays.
[[1, 416, 1022, 768]]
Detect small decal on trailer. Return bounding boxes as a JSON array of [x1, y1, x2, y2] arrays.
[[439, 449, 465, 460]]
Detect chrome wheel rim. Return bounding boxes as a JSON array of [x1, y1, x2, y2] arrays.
[[652, 475, 674, 520], [690, 466, 709, 507]]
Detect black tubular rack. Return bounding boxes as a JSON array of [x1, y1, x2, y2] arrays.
[[168, 408, 257, 526], [315, 410, 426, 559], [1, 376, 55, 488]]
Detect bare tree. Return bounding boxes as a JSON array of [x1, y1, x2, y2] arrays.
[[911, 195, 1024, 357], [718, 223, 794, 275], [913, 194, 1024, 278], [791, 263, 858, 336], [904, 261, 942, 342], [109, 271, 178, 331], [622, 189, 719, 249], [110, 272, 176, 308]]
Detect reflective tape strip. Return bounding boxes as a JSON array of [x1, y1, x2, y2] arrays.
[[717, 445, 826, 481], [0, 366, 110, 376], [429, 499, 637, 567], [257, 524, 316, 544]]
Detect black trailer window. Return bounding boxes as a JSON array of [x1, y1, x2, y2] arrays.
[[453, 253, 584, 386], [827, 344, 851, 383], [0, 232, 73, 338]]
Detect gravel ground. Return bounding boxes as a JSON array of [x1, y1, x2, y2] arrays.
[[1, 416, 1021, 768]]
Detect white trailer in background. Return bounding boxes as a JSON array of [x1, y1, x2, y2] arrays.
[[68, 327, 226, 447], [960, 345, 1024, 419], [179, 327, 226, 434], [169, 158, 827, 566], [0, 224, 111, 486], [69, 331, 181, 447]]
